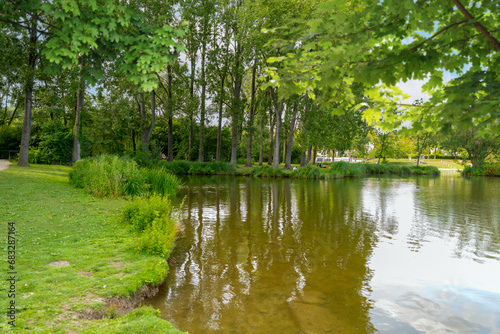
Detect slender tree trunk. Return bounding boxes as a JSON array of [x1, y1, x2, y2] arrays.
[[268, 108, 274, 165], [306, 145, 312, 165], [259, 117, 264, 166], [132, 130, 136, 152], [285, 102, 298, 169], [7, 98, 21, 126], [416, 135, 420, 167], [230, 117, 238, 165], [312, 147, 317, 165], [216, 75, 225, 162], [271, 88, 282, 169], [245, 64, 257, 167], [282, 132, 286, 165], [300, 151, 305, 167], [189, 54, 196, 161], [230, 43, 243, 166], [167, 67, 174, 161], [378, 134, 387, 165], [72, 57, 85, 164], [199, 40, 207, 162], [147, 90, 156, 149], [18, 15, 38, 167]]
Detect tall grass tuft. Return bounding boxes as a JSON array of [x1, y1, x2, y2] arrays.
[[292, 165, 321, 179], [144, 167, 182, 197], [251, 165, 285, 177], [69, 155, 146, 197], [69, 155, 182, 198], [327, 161, 365, 178]]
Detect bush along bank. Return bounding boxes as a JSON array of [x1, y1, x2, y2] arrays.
[[160, 160, 237, 175], [248, 162, 440, 179], [462, 163, 500, 176], [69, 155, 181, 198]]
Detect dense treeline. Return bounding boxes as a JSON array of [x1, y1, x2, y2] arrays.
[[1, 0, 499, 168]]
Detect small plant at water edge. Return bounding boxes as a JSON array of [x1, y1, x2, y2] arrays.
[[122, 196, 181, 258]]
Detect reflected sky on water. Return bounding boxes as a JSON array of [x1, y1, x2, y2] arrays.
[[143, 175, 500, 333]]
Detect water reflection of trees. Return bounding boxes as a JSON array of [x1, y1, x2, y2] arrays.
[[150, 176, 377, 333], [411, 177, 500, 260]]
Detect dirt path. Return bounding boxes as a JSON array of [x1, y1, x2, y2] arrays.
[[0, 159, 11, 171]]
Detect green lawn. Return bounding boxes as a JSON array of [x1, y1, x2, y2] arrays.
[[370, 158, 464, 169], [0, 164, 184, 333]]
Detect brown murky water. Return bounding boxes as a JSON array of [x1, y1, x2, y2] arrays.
[[143, 175, 500, 333]]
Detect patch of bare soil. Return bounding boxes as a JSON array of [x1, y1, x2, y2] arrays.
[[0, 159, 11, 171], [60, 284, 160, 321], [109, 261, 123, 269], [48, 260, 70, 267]]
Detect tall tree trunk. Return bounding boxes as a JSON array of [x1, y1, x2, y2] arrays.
[[189, 54, 196, 161], [230, 42, 243, 166], [378, 134, 387, 165], [284, 101, 298, 169], [415, 135, 420, 167], [245, 64, 257, 167], [312, 147, 317, 165], [271, 88, 282, 169], [167, 67, 174, 161], [72, 58, 85, 164], [268, 108, 274, 165], [132, 130, 136, 152], [230, 116, 238, 165], [18, 15, 38, 167], [306, 145, 312, 165], [259, 117, 264, 166], [198, 40, 207, 162], [138, 91, 155, 151], [216, 75, 225, 162], [300, 151, 305, 167]]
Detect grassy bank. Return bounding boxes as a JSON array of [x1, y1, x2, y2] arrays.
[[0, 164, 185, 333], [241, 161, 440, 178], [462, 163, 500, 176]]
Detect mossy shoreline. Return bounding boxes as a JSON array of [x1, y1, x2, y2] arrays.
[[0, 164, 185, 333]]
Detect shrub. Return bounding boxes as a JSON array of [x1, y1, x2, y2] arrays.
[[463, 163, 500, 176], [0, 125, 21, 159], [161, 160, 236, 175], [38, 121, 72, 164], [482, 163, 500, 176], [69, 155, 146, 197], [122, 196, 179, 258], [69, 155, 182, 198], [29, 149, 42, 164], [144, 167, 182, 197], [251, 165, 285, 177], [133, 143, 163, 168], [327, 161, 366, 178], [293, 165, 321, 179]]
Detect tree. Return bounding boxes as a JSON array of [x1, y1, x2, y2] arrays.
[[266, 0, 500, 141], [441, 128, 500, 168]]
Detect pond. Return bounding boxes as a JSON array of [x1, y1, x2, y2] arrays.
[[143, 175, 500, 333]]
